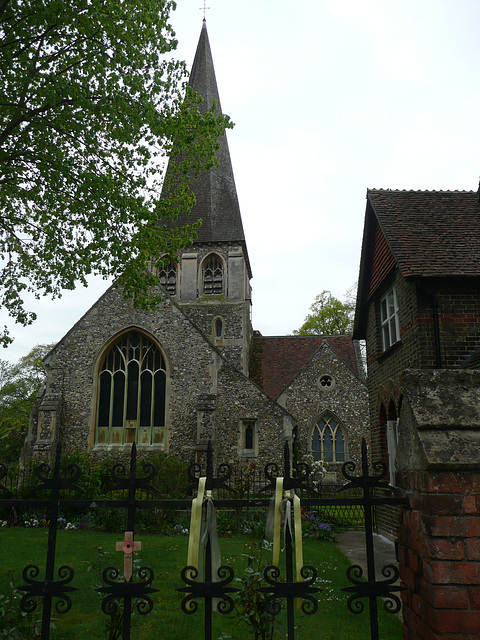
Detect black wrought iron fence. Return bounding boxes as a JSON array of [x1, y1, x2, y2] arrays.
[[0, 438, 408, 640]]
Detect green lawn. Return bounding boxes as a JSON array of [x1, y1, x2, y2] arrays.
[[0, 528, 402, 639]]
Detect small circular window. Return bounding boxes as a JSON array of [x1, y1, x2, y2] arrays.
[[318, 374, 335, 390]]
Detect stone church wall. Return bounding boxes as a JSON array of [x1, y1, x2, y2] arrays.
[[28, 284, 293, 468], [277, 343, 369, 478]]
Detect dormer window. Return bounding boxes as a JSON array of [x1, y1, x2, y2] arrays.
[[203, 254, 223, 295], [380, 286, 400, 351]]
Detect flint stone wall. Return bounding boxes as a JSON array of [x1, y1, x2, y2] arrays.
[[27, 284, 292, 467], [277, 341, 369, 479]]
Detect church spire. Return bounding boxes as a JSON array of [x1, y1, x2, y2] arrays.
[[167, 22, 251, 276]]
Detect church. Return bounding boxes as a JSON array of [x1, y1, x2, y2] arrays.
[[26, 21, 368, 474]]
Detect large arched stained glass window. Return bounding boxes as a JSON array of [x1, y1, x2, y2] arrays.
[[95, 331, 166, 447], [311, 412, 346, 463]]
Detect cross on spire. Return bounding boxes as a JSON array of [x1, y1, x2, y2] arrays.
[[199, 0, 210, 19]]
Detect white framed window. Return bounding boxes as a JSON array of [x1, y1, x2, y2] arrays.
[[380, 287, 400, 351], [238, 419, 258, 457], [311, 412, 347, 463]]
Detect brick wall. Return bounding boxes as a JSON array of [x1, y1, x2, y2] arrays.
[[396, 371, 480, 639], [366, 274, 480, 466], [365, 270, 421, 463], [398, 471, 480, 639], [417, 278, 480, 369]]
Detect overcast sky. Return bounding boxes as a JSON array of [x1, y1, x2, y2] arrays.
[[2, 0, 480, 363]]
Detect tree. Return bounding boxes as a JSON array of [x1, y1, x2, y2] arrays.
[[0, 343, 53, 462], [293, 290, 354, 336], [0, 0, 231, 346], [0, 343, 53, 436]]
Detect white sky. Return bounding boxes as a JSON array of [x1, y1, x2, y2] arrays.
[[2, 0, 480, 363]]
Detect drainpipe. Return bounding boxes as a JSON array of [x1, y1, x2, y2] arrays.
[[417, 283, 442, 368], [431, 298, 442, 368]]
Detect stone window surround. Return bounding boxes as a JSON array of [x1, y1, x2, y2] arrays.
[[309, 410, 348, 463], [317, 373, 335, 390], [90, 327, 171, 451], [212, 316, 225, 345], [157, 258, 177, 296], [237, 418, 258, 458], [201, 252, 225, 296]]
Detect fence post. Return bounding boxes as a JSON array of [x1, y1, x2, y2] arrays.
[[397, 370, 480, 640]]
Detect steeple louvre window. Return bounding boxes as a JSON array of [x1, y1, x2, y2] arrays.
[[158, 261, 177, 296], [311, 412, 346, 463], [203, 255, 223, 295], [95, 331, 166, 447]]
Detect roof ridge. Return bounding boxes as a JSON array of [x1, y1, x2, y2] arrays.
[[254, 334, 352, 339], [368, 188, 476, 194]]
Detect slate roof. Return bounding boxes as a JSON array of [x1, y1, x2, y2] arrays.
[[353, 188, 480, 339], [249, 335, 362, 400], [367, 189, 480, 278], [163, 21, 250, 274]]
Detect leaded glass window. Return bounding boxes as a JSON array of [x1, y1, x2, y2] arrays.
[[203, 255, 223, 295], [311, 412, 346, 463], [96, 331, 166, 447]]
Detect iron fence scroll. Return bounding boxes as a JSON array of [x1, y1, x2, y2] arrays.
[[0, 437, 408, 640]]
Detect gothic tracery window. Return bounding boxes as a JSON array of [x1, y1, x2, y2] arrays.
[[158, 260, 177, 296], [95, 331, 167, 447], [203, 254, 223, 295], [311, 412, 346, 463]]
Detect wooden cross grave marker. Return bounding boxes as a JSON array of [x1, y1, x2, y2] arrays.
[[116, 531, 141, 582]]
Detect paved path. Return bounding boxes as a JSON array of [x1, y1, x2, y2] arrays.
[[335, 530, 403, 619], [335, 530, 398, 576]]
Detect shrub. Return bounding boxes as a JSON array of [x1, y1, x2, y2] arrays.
[[300, 510, 335, 542]]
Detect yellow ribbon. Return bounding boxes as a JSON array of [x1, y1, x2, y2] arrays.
[[272, 477, 304, 588], [293, 493, 303, 583], [272, 477, 284, 567], [187, 477, 206, 579]]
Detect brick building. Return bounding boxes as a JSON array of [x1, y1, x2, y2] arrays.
[[353, 187, 480, 534], [26, 22, 368, 471]]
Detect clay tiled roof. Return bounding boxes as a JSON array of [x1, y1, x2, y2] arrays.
[[367, 189, 480, 278], [249, 335, 360, 400], [354, 188, 480, 339]]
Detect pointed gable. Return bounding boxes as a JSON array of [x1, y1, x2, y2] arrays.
[[249, 335, 361, 400], [354, 188, 480, 338], [368, 217, 396, 299]]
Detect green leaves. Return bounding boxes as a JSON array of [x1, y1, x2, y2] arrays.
[[293, 290, 355, 336], [0, 342, 54, 439], [0, 1, 232, 345]]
